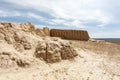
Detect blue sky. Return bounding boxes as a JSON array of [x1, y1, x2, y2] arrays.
[[0, 0, 120, 38]]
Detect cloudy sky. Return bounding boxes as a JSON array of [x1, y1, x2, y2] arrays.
[[0, 0, 120, 38]]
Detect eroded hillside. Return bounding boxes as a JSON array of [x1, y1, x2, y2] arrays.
[[0, 22, 120, 80], [0, 22, 78, 69]]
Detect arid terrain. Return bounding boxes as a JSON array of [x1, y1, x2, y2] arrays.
[[0, 22, 120, 80]]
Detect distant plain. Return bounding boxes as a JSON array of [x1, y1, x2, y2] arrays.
[[94, 38, 120, 45]]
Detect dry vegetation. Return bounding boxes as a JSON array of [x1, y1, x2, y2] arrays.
[[105, 40, 120, 45], [70, 40, 120, 61]]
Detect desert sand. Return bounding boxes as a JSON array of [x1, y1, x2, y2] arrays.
[[0, 22, 120, 80]]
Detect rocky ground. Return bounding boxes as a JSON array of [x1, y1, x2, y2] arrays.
[[0, 47, 120, 80], [0, 22, 120, 80]]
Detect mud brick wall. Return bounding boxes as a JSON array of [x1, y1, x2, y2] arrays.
[[50, 29, 90, 41]]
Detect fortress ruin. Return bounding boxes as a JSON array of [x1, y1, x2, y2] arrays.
[[50, 29, 90, 41]]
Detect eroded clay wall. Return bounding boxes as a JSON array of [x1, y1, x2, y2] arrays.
[[50, 29, 90, 41]]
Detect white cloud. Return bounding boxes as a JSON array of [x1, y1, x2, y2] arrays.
[[49, 19, 85, 28], [116, 30, 120, 34], [2, 0, 118, 38], [27, 13, 45, 20], [64, 20, 85, 28], [6, 0, 113, 28], [0, 10, 21, 17], [51, 19, 65, 24]]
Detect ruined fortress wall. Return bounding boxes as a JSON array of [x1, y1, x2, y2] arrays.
[[43, 27, 50, 36], [50, 29, 90, 41]]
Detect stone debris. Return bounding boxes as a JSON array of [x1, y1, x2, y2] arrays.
[[34, 38, 78, 63], [43, 27, 50, 36], [35, 28, 46, 36], [0, 51, 37, 68], [0, 22, 78, 68]]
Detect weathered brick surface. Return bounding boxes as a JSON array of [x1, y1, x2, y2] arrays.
[[50, 29, 90, 41]]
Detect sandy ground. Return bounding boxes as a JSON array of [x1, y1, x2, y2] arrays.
[[0, 41, 120, 80]]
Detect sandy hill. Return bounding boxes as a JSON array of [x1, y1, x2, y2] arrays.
[[0, 22, 120, 80]]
